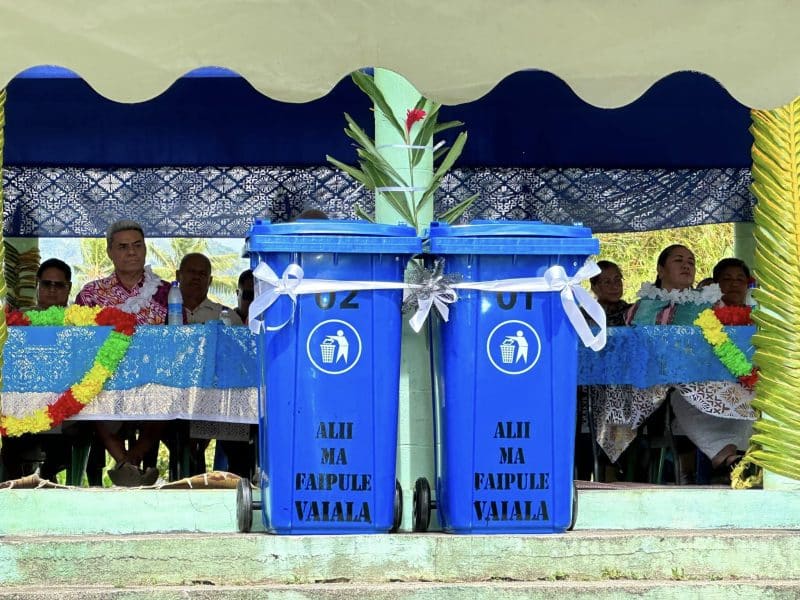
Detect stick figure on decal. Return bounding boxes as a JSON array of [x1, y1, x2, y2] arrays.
[[308, 319, 363, 375], [487, 320, 541, 375], [501, 330, 528, 364], [322, 330, 350, 364]]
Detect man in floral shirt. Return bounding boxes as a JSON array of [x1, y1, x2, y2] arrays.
[[76, 219, 170, 486]]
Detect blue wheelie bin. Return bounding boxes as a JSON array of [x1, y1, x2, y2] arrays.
[[422, 220, 599, 534], [238, 219, 421, 534]]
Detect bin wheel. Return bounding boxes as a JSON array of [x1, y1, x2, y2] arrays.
[[568, 481, 578, 531], [413, 477, 432, 532], [390, 480, 403, 533], [236, 477, 254, 533]]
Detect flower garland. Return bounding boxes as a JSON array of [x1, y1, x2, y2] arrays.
[[637, 281, 722, 305], [117, 265, 161, 315], [0, 305, 137, 437], [694, 305, 758, 389]]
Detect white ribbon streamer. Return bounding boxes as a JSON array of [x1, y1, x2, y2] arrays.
[[418, 261, 606, 350], [376, 143, 432, 151], [249, 262, 408, 334], [249, 259, 606, 351]]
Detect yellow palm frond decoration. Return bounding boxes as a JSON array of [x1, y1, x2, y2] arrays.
[[746, 97, 800, 482]]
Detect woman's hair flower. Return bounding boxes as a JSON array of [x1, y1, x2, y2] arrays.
[[405, 108, 427, 135]]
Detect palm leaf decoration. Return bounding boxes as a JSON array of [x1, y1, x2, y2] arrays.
[[745, 98, 800, 483], [327, 71, 478, 230]]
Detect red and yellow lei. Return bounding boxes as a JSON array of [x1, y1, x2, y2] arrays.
[[0, 305, 136, 437], [694, 305, 757, 389]]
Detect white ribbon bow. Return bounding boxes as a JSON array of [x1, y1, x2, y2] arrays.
[[249, 259, 606, 351], [249, 262, 408, 334], [419, 261, 606, 350]]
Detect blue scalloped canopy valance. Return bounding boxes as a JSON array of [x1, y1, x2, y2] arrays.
[[3, 69, 751, 169], [1, 69, 755, 237]]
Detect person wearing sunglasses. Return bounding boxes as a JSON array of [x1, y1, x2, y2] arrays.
[[36, 258, 72, 310], [1, 258, 79, 483]]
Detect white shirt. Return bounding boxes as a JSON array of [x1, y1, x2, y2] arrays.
[[185, 297, 243, 325]]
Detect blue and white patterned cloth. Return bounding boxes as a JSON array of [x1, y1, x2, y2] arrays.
[[2, 166, 753, 237]]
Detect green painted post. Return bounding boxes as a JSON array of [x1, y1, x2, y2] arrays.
[[373, 68, 437, 531], [733, 222, 755, 265], [373, 68, 434, 229]]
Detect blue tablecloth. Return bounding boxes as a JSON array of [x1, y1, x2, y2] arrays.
[[3, 322, 258, 392], [2, 323, 755, 393], [577, 325, 755, 387]]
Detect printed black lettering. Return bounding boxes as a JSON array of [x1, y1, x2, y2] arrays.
[[496, 292, 517, 310], [296, 500, 372, 523], [473, 500, 549, 522], [320, 447, 348, 465], [340, 291, 359, 309], [315, 292, 336, 309], [493, 421, 531, 439], [316, 422, 354, 439], [295, 473, 372, 491], [499, 447, 526, 464], [473, 472, 550, 491], [524, 292, 533, 310]]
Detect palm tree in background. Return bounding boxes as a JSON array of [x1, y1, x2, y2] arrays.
[[73, 237, 242, 304], [148, 238, 240, 304], [73, 238, 114, 291]]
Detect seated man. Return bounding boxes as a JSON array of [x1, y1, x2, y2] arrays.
[[179, 253, 242, 325], [35, 258, 73, 311], [75, 219, 170, 487], [172, 252, 240, 473], [1, 258, 76, 481]]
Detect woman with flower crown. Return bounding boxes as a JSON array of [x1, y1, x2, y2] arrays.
[[625, 244, 754, 481]]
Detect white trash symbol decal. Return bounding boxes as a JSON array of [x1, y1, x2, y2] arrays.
[[307, 320, 362, 375], [487, 320, 541, 375]]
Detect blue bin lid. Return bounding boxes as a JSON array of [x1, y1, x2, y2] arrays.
[[427, 220, 599, 255], [246, 219, 422, 254]]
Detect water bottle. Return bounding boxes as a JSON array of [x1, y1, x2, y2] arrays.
[[167, 281, 183, 325], [220, 308, 232, 326]]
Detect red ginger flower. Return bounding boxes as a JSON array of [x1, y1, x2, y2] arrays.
[[405, 108, 427, 135]]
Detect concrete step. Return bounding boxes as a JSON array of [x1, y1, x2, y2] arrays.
[[2, 581, 800, 599], [2, 485, 800, 535], [2, 530, 800, 587]]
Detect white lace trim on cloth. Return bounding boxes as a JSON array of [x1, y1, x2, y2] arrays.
[[587, 381, 755, 463], [636, 282, 722, 305], [1, 384, 258, 425], [117, 265, 162, 314]]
